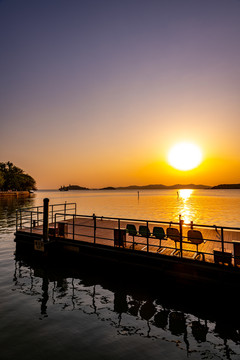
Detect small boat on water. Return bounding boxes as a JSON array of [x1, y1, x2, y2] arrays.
[[59, 186, 69, 191]]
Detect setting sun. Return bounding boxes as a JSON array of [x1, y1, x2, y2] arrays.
[[168, 142, 203, 171]]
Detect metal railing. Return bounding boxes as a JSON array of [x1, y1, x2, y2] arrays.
[[16, 202, 77, 233], [16, 202, 240, 267], [51, 212, 240, 266]]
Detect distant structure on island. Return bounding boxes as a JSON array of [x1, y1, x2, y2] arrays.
[[59, 185, 89, 191]]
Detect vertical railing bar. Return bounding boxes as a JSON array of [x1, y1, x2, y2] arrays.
[[30, 211, 33, 233], [51, 205, 54, 225], [118, 218, 121, 247], [16, 210, 18, 232], [55, 213, 57, 236], [73, 214, 75, 241], [221, 227, 224, 253], [64, 201, 66, 221], [93, 213, 96, 245], [20, 209, 22, 229], [147, 221, 149, 252], [179, 216, 183, 258]]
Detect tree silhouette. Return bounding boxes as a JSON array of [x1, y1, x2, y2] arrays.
[[0, 162, 36, 191]]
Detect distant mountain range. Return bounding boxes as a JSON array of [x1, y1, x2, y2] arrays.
[[59, 183, 240, 191], [112, 184, 211, 190], [59, 183, 210, 191], [211, 184, 240, 189]]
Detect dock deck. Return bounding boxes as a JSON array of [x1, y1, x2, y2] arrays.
[[15, 200, 240, 268]]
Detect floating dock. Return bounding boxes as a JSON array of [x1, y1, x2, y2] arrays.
[[14, 199, 240, 287], [0, 190, 31, 197]]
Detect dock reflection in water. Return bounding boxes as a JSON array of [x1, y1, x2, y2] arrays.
[[13, 253, 240, 359]]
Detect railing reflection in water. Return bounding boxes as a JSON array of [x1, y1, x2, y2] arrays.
[[13, 256, 240, 358]]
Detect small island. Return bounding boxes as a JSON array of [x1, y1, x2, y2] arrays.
[[0, 162, 36, 197], [211, 184, 240, 189], [59, 185, 89, 191]]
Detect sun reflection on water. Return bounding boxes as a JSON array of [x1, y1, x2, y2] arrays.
[[177, 189, 194, 224]]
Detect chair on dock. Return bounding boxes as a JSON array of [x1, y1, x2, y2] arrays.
[[126, 224, 137, 249], [187, 229, 204, 260], [139, 225, 151, 237], [152, 226, 166, 253], [166, 227, 180, 255]]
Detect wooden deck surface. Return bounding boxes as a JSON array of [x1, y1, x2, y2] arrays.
[[22, 217, 240, 265]]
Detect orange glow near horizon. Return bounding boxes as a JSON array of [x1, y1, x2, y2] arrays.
[[1, 1, 240, 189]]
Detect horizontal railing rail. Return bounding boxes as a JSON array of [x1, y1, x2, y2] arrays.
[[15, 202, 240, 267], [16, 202, 77, 231]]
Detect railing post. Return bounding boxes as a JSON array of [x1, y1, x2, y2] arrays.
[[37, 207, 39, 226], [72, 214, 75, 241], [221, 227, 224, 253], [30, 211, 33, 233], [64, 201, 66, 220], [118, 219, 121, 248], [16, 210, 18, 232], [43, 198, 49, 242], [93, 213, 96, 244], [179, 217, 183, 258], [147, 221, 149, 252], [51, 205, 54, 224], [20, 209, 22, 229], [55, 213, 57, 236]]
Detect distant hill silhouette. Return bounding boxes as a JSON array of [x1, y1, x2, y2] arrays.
[[59, 183, 240, 191], [116, 184, 210, 190], [59, 183, 210, 190], [211, 184, 240, 189]]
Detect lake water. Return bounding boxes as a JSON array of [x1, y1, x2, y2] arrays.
[[1, 189, 240, 360]]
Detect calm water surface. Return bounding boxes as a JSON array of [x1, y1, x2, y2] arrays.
[[1, 189, 240, 360]]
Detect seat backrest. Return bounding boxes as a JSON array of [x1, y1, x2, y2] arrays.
[[139, 225, 150, 237], [187, 230, 203, 245], [153, 226, 165, 240], [166, 227, 180, 242], [126, 224, 137, 236]]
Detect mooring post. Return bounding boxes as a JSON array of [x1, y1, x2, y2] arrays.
[[179, 215, 183, 258], [43, 198, 49, 242]]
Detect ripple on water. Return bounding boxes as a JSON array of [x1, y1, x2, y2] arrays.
[[1, 190, 240, 360]]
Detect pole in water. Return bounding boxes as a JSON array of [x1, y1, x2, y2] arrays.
[[137, 191, 139, 199]]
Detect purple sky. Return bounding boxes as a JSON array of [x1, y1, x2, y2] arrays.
[[1, 0, 240, 188]]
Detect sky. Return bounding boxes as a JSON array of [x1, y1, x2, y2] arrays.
[[1, 0, 240, 189]]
